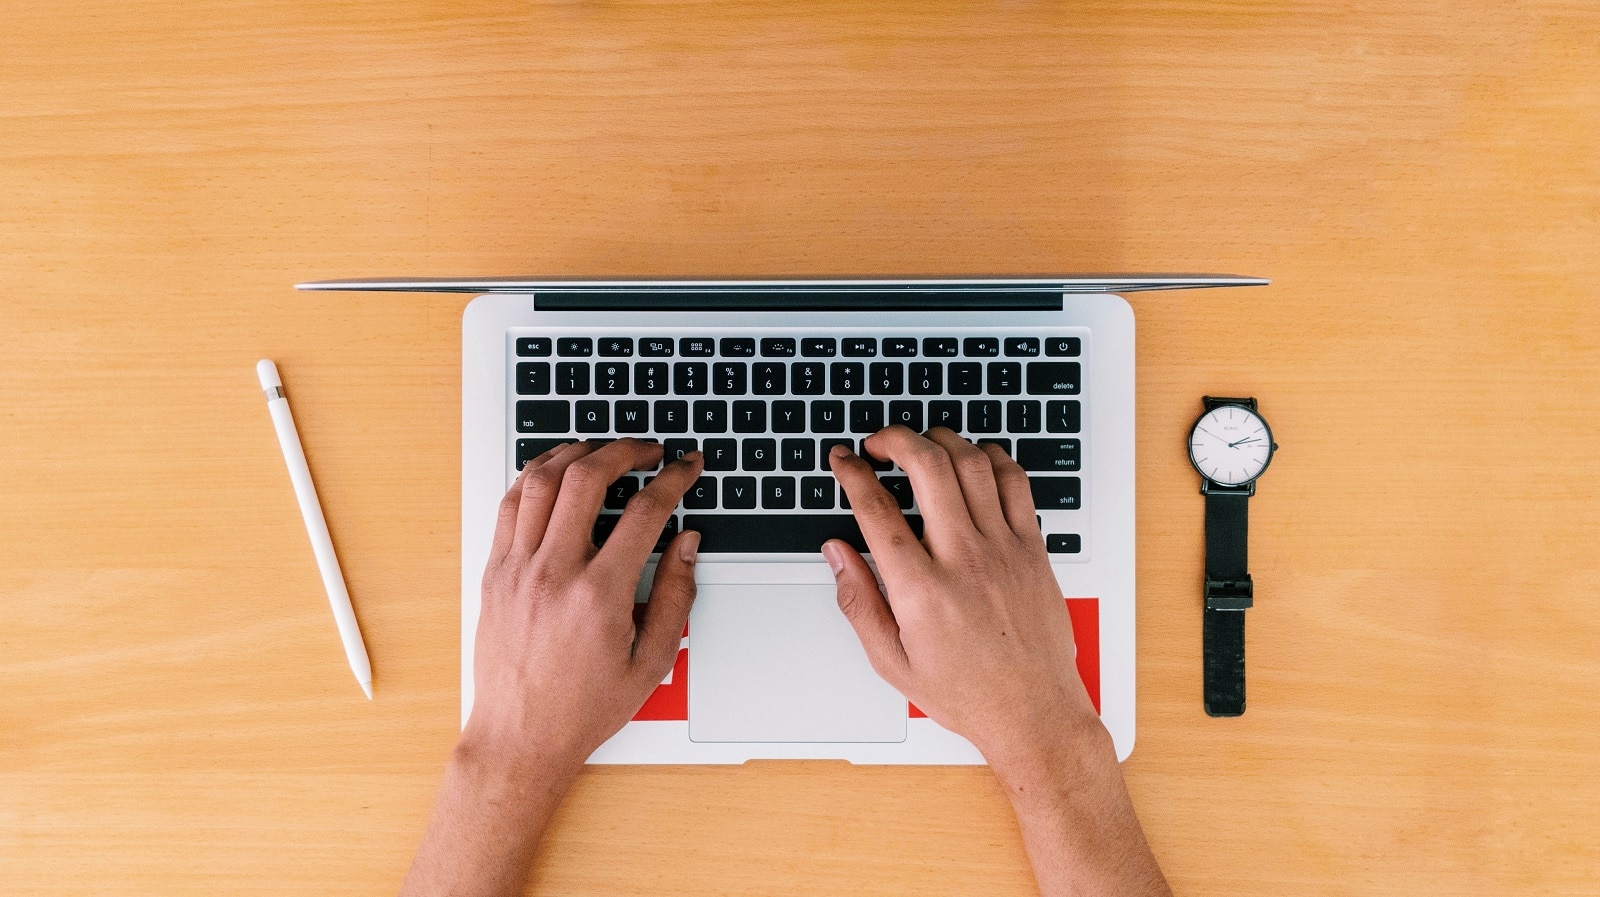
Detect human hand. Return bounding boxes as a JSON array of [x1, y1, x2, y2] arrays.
[[465, 439, 703, 772]]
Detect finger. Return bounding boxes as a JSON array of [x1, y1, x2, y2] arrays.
[[511, 441, 597, 556], [543, 439, 666, 555], [860, 426, 977, 547], [828, 444, 930, 578], [981, 442, 1045, 542], [597, 452, 704, 575], [923, 427, 1011, 538], [634, 530, 700, 684], [821, 539, 909, 689], [489, 468, 529, 566]]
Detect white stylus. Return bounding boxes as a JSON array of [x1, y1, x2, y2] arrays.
[[257, 359, 373, 700]]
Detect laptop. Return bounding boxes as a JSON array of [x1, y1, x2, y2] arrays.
[[298, 275, 1267, 763]]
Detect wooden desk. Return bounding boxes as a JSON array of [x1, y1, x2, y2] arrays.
[[3, 2, 1597, 893]]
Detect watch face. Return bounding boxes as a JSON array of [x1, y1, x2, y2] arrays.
[[1189, 404, 1274, 485]]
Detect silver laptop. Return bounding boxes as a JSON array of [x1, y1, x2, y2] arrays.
[[299, 275, 1266, 763]]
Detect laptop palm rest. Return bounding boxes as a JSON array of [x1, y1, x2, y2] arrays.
[[687, 583, 908, 744]]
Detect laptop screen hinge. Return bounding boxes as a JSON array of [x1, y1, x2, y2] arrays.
[[531, 289, 1064, 312]]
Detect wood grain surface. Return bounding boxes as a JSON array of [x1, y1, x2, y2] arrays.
[[3, 1, 1598, 894]]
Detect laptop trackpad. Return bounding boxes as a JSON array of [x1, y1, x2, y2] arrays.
[[688, 583, 907, 743]]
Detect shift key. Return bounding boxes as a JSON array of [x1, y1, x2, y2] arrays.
[[1029, 476, 1081, 510], [1016, 439, 1081, 472]]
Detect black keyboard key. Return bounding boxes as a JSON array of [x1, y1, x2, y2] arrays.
[[591, 513, 620, 547], [703, 438, 737, 471], [1047, 533, 1082, 554], [599, 337, 633, 357], [922, 337, 958, 357], [683, 476, 718, 509], [883, 337, 918, 357], [557, 337, 593, 357], [639, 337, 675, 357], [762, 476, 797, 509], [516, 362, 551, 395], [634, 362, 669, 395], [732, 401, 766, 433], [771, 400, 806, 433], [988, 362, 1022, 395], [685, 513, 925, 554], [811, 401, 846, 433], [880, 476, 914, 509], [909, 362, 941, 395], [713, 362, 748, 395], [555, 362, 590, 395], [830, 362, 865, 395], [1045, 336, 1082, 357], [889, 400, 922, 431], [663, 438, 698, 462], [515, 437, 575, 469], [761, 338, 796, 357], [575, 400, 609, 433], [802, 337, 837, 357], [743, 438, 777, 471], [680, 337, 716, 357], [964, 337, 999, 357], [949, 362, 982, 395], [1027, 362, 1081, 395], [1047, 400, 1081, 433], [869, 362, 904, 395], [654, 400, 689, 433], [850, 400, 884, 434], [673, 362, 707, 395], [720, 338, 756, 357], [781, 438, 815, 471], [722, 477, 758, 509], [1030, 477, 1081, 510], [968, 400, 1002, 433], [516, 337, 552, 357], [614, 400, 649, 433], [593, 362, 628, 395], [604, 476, 640, 509], [694, 400, 728, 433], [977, 437, 1012, 456], [1005, 337, 1040, 357], [928, 400, 962, 431], [861, 438, 892, 471], [1016, 438, 1081, 471], [653, 515, 680, 552], [792, 362, 827, 395], [753, 362, 786, 395], [1006, 400, 1041, 433], [516, 400, 570, 433], [801, 476, 836, 509], [843, 337, 877, 357]]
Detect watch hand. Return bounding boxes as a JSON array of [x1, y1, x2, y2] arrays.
[[1228, 437, 1260, 448], [1199, 427, 1226, 441]]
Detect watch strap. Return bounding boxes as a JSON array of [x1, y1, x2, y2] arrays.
[[1203, 488, 1252, 716]]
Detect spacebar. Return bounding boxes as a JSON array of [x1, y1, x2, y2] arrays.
[[682, 514, 925, 554]]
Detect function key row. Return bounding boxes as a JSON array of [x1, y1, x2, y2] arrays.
[[517, 360, 1080, 397], [516, 335, 1083, 358]]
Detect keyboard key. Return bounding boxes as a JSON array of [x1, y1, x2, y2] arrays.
[[591, 513, 620, 547], [599, 337, 634, 357], [1029, 477, 1081, 510], [869, 362, 904, 395], [743, 438, 777, 471], [830, 362, 864, 395], [663, 438, 698, 462], [1005, 337, 1040, 357], [604, 476, 640, 509], [889, 400, 922, 431], [1026, 362, 1080, 395], [592, 362, 628, 395], [1006, 400, 1041, 433], [575, 400, 609, 433], [761, 337, 796, 357], [722, 477, 758, 509], [1045, 336, 1082, 357], [673, 362, 707, 395], [720, 338, 756, 357], [713, 362, 748, 395], [683, 476, 718, 509], [516, 400, 570, 433], [883, 337, 918, 357], [771, 400, 806, 433], [820, 438, 854, 466], [653, 515, 681, 552], [801, 476, 836, 509], [516, 362, 551, 395], [753, 362, 786, 395], [684, 514, 925, 554], [555, 362, 590, 395], [928, 400, 962, 431], [861, 439, 892, 471], [640, 337, 675, 357], [922, 337, 958, 357], [802, 337, 837, 357], [977, 437, 1011, 456], [812, 401, 846, 433], [558, 337, 593, 357], [791, 362, 826, 395], [654, 400, 689, 433], [634, 362, 669, 395], [949, 362, 982, 395], [515, 437, 575, 469], [1046, 400, 1081, 433], [1047, 533, 1082, 554], [850, 400, 885, 434], [1016, 438, 1081, 471], [703, 438, 737, 471], [909, 362, 941, 395], [694, 400, 728, 433], [964, 337, 999, 357], [880, 476, 914, 509], [732, 401, 766, 433], [680, 337, 715, 357], [614, 400, 649, 432], [968, 400, 1002, 433], [516, 337, 552, 357], [781, 438, 815, 471], [988, 362, 1022, 395], [762, 476, 797, 509], [843, 337, 877, 357]]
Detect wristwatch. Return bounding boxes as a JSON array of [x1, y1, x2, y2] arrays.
[[1187, 397, 1277, 717]]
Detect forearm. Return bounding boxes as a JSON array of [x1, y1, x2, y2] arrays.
[[399, 734, 582, 897]]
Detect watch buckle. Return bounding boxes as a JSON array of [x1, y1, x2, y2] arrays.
[[1200, 479, 1256, 496], [1205, 577, 1254, 611]]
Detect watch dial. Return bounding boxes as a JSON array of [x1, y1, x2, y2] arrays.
[[1189, 405, 1273, 485]]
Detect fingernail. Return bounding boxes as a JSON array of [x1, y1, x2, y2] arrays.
[[678, 530, 701, 564], [820, 541, 845, 575], [830, 444, 854, 459]]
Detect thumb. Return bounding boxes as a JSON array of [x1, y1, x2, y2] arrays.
[[636, 530, 699, 683], [821, 539, 909, 688]]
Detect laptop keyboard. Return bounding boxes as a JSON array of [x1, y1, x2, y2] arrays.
[[510, 330, 1084, 556]]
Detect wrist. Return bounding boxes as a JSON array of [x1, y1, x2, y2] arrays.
[[983, 712, 1119, 804], [453, 719, 586, 804]]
